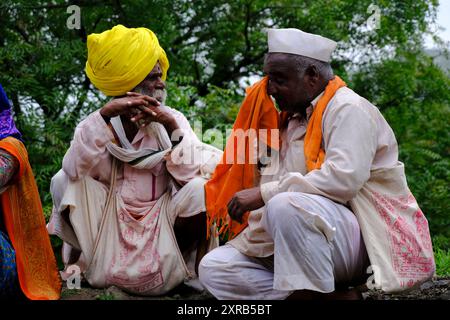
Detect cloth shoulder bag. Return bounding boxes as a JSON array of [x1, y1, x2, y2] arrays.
[[83, 157, 190, 295], [349, 161, 435, 293]]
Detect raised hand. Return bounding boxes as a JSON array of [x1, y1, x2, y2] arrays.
[[126, 92, 180, 136], [99, 93, 160, 120]]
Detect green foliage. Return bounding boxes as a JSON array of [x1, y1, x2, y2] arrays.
[[352, 52, 450, 239], [433, 236, 450, 276], [95, 292, 115, 300]]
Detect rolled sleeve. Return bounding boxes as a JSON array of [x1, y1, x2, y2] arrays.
[[260, 180, 280, 204], [62, 110, 115, 179], [164, 108, 205, 185]]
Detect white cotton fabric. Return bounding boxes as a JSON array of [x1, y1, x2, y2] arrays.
[[106, 117, 172, 170], [199, 192, 368, 299], [199, 86, 403, 297], [267, 28, 337, 62], [48, 168, 216, 295]]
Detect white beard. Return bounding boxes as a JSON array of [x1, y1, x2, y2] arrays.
[[152, 89, 167, 105], [134, 86, 167, 106]]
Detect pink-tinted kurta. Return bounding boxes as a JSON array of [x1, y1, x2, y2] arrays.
[[62, 106, 204, 217]]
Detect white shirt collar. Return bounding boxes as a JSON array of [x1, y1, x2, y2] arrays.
[[287, 91, 325, 122], [310, 91, 324, 109]]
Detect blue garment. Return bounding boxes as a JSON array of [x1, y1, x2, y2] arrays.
[[0, 84, 22, 141], [0, 230, 19, 297]]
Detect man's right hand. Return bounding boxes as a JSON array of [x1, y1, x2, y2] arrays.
[[99, 94, 161, 121]]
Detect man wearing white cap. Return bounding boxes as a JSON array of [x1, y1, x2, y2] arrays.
[[198, 28, 434, 299]]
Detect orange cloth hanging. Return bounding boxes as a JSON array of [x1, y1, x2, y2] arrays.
[[304, 76, 346, 171], [205, 77, 281, 240], [205, 75, 346, 240], [0, 137, 61, 300]]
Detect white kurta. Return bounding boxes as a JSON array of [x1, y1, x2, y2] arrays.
[[231, 86, 398, 257], [199, 86, 399, 299]]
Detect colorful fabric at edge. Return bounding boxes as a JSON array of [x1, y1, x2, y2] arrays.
[[0, 230, 20, 297], [304, 76, 346, 171], [205, 77, 280, 240], [0, 137, 61, 300], [0, 84, 22, 141], [0, 149, 18, 189], [85, 24, 170, 96]]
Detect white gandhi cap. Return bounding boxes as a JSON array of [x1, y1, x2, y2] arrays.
[[267, 28, 337, 62]]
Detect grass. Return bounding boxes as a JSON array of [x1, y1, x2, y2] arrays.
[[433, 236, 450, 277], [95, 293, 116, 300], [434, 247, 450, 276]]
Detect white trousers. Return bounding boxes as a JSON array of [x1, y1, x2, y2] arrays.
[[199, 192, 369, 300], [48, 170, 209, 249]]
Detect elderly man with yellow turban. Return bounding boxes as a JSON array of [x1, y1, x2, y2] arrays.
[[47, 25, 221, 296]]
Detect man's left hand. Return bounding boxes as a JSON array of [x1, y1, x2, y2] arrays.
[[127, 92, 180, 136], [228, 187, 265, 223]]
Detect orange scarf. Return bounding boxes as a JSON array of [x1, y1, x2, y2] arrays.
[[0, 137, 61, 300], [205, 75, 346, 240], [205, 77, 280, 239], [304, 76, 346, 171]]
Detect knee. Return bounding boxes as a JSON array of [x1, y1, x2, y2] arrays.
[[50, 169, 70, 205], [264, 192, 311, 234], [183, 177, 207, 202], [50, 169, 69, 193], [184, 177, 207, 192], [266, 193, 291, 215], [266, 193, 302, 222], [198, 250, 219, 288]]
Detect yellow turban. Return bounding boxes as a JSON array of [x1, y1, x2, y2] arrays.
[[85, 24, 169, 97]]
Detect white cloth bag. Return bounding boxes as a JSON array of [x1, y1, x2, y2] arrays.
[[349, 162, 435, 293], [83, 158, 190, 295]]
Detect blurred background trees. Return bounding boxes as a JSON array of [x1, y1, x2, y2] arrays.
[[0, 0, 448, 274]]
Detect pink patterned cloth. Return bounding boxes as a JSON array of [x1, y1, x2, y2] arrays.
[[0, 148, 18, 189]]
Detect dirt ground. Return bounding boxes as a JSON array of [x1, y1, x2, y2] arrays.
[[60, 276, 450, 300]]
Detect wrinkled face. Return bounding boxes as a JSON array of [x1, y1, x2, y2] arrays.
[[134, 62, 167, 104], [264, 53, 311, 113]]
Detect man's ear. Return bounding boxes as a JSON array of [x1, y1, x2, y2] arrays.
[[305, 65, 320, 85]]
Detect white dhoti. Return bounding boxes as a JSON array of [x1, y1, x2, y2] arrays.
[[48, 169, 216, 295], [199, 192, 369, 300]]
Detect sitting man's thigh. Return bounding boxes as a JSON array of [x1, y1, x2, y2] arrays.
[[170, 177, 208, 220]]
